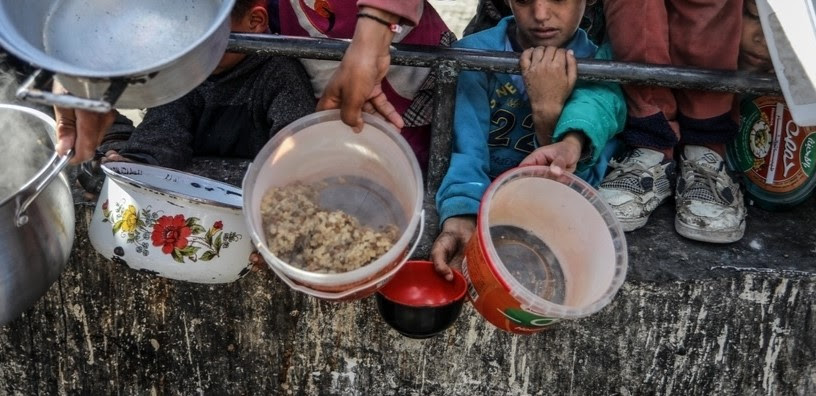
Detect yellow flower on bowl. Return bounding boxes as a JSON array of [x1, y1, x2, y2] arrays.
[[122, 205, 139, 232]]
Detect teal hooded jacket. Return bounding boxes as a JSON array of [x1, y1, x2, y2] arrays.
[[436, 16, 626, 225]]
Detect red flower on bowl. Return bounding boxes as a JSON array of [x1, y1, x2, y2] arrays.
[[151, 214, 192, 254], [214, 221, 223, 230]]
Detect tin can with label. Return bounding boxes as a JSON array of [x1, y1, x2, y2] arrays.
[[726, 96, 816, 210]]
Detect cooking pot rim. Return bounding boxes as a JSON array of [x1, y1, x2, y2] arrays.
[[0, 0, 236, 78], [101, 162, 243, 211], [0, 104, 58, 208]]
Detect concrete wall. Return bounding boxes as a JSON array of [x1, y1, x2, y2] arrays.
[[1, 160, 814, 395]]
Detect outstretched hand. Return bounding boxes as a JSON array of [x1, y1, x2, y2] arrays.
[[430, 216, 476, 281], [316, 8, 404, 131], [519, 132, 585, 174]]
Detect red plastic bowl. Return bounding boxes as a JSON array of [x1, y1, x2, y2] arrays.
[[376, 260, 467, 338]]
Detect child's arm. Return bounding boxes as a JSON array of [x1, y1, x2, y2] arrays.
[[316, 5, 402, 131], [116, 93, 201, 169], [521, 46, 578, 146], [263, 57, 317, 137], [550, 43, 627, 172], [432, 67, 493, 280], [435, 69, 493, 226], [356, 0, 423, 26]]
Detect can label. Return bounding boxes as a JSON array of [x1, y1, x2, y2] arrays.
[[464, 233, 557, 334], [734, 96, 816, 193]]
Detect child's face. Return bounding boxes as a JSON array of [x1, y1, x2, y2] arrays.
[[508, 0, 586, 49], [739, 0, 773, 73]]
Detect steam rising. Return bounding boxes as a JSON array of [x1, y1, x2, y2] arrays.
[[0, 64, 53, 202]]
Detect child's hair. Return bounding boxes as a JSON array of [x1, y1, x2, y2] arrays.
[[232, 0, 265, 19]]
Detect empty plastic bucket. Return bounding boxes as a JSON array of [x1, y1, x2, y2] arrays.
[[243, 110, 423, 300], [463, 166, 628, 334]]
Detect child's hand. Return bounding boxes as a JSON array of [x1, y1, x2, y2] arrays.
[[519, 131, 585, 173], [249, 251, 269, 273], [430, 216, 476, 281], [316, 7, 404, 132], [53, 81, 117, 165], [520, 46, 577, 109], [520, 47, 577, 144]]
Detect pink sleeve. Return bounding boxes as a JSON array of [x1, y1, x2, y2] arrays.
[[356, 0, 423, 26]]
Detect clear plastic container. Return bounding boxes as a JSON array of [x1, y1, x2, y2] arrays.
[[242, 110, 424, 300], [463, 166, 628, 333]]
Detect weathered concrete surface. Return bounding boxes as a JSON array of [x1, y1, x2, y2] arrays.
[[1, 158, 814, 395]]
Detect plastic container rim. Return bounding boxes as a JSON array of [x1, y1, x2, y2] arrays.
[[243, 110, 424, 288], [476, 166, 629, 319]]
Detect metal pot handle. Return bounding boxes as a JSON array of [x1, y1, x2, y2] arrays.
[[16, 69, 126, 113], [15, 149, 74, 227]]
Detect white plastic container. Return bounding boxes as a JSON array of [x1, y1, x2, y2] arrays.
[[242, 110, 424, 301], [756, 0, 816, 126]]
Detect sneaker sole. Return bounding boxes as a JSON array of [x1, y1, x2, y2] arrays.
[[675, 218, 746, 243], [619, 216, 650, 232]]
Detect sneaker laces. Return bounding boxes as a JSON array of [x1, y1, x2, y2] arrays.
[[680, 160, 736, 206], [601, 156, 654, 194]]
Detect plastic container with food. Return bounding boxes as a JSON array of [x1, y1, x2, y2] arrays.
[[242, 110, 424, 301]]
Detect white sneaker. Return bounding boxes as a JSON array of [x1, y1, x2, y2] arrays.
[[675, 145, 746, 243], [599, 148, 675, 232]]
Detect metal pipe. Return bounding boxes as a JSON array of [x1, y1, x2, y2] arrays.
[[228, 33, 781, 96], [416, 60, 461, 257]]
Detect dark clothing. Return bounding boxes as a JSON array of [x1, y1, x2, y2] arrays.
[[462, 0, 511, 37], [103, 53, 315, 169]]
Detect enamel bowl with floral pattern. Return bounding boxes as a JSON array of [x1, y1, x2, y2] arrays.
[[88, 162, 254, 283]]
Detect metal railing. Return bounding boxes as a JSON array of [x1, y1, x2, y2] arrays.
[[228, 34, 781, 95]]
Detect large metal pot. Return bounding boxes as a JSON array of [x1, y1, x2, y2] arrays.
[[0, 0, 235, 112], [0, 104, 75, 326]]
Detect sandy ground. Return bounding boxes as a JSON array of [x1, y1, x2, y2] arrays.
[[428, 0, 479, 38], [120, 1, 480, 126]]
